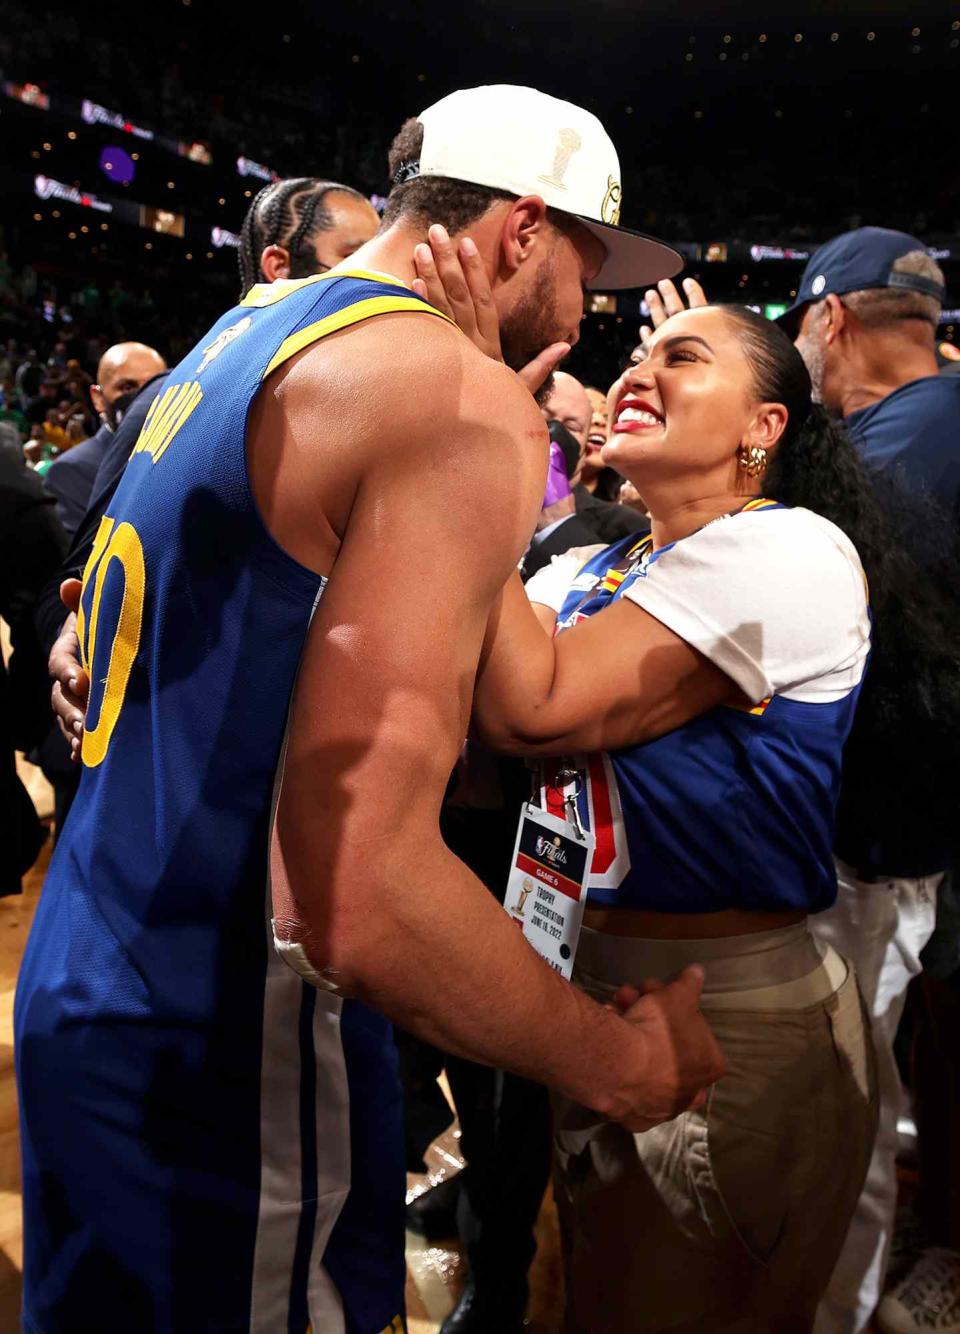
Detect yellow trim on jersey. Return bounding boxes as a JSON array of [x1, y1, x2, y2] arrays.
[[241, 273, 331, 308], [740, 497, 780, 512], [261, 294, 453, 380], [241, 267, 428, 309]]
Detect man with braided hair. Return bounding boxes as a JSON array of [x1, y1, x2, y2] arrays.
[[237, 177, 379, 296], [18, 86, 723, 1333]]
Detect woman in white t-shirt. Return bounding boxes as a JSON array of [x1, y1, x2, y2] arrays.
[[472, 304, 879, 1332]]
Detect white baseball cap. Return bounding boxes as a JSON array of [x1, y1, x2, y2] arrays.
[[404, 85, 682, 292]]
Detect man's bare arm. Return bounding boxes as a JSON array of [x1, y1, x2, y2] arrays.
[[264, 328, 725, 1128]]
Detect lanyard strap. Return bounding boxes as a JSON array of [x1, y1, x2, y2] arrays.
[[559, 533, 653, 626]]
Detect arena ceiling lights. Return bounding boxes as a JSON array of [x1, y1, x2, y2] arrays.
[[3, 80, 213, 166]]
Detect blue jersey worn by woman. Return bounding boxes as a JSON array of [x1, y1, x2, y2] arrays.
[[15, 272, 447, 1334], [537, 500, 871, 914]]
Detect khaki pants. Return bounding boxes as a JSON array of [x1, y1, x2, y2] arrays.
[[554, 925, 879, 1333]]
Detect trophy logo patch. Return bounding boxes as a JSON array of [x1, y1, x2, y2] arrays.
[[539, 128, 583, 191]]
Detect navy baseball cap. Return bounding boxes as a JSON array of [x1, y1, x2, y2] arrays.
[[776, 226, 945, 337]]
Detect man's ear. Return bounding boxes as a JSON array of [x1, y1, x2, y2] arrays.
[[822, 292, 847, 345], [90, 384, 105, 416], [497, 195, 549, 278], [744, 402, 789, 453], [260, 245, 291, 282]]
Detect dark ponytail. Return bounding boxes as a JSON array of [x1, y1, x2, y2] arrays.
[[724, 304, 960, 865]]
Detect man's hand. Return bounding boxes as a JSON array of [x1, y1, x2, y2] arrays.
[[636, 276, 708, 354], [611, 966, 726, 1132], [49, 578, 88, 761], [412, 224, 569, 396]]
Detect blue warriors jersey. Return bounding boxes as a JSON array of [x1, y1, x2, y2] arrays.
[[538, 500, 865, 914], [15, 273, 450, 1334]]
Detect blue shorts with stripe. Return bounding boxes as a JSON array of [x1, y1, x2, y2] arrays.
[[16, 877, 406, 1333]]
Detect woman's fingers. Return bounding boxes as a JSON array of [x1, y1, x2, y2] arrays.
[[59, 577, 83, 613], [644, 285, 669, 327], [425, 224, 472, 311], [681, 276, 708, 308], [643, 277, 709, 336], [457, 236, 502, 359], [644, 279, 687, 326], [413, 226, 507, 363], [51, 676, 88, 754], [413, 242, 456, 321], [414, 224, 484, 347]]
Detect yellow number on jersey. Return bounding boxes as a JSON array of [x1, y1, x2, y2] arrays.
[[76, 515, 146, 767]]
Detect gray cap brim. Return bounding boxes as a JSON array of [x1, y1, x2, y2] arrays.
[[576, 216, 683, 292]]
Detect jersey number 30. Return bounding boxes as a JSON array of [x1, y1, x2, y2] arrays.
[[76, 515, 146, 767]]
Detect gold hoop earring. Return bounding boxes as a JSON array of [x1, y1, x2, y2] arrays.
[[738, 444, 768, 477]]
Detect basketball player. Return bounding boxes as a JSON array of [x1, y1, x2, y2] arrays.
[[16, 86, 724, 1333]]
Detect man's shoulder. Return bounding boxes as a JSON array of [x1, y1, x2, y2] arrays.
[[850, 375, 960, 517], [295, 310, 541, 435], [855, 373, 960, 442], [46, 428, 110, 476]]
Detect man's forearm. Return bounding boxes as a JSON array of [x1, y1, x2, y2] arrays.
[[279, 836, 637, 1117], [473, 574, 560, 748]]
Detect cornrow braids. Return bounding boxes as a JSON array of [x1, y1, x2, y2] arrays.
[[237, 177, 368, 298]]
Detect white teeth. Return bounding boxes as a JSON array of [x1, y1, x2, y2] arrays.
[[618, 407, 662, 426]]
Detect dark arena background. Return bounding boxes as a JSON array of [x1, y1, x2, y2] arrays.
[[2, 3, 960, 1331], [1, 0, 957, 387]]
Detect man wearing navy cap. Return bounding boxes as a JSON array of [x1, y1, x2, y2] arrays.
[[779, 227, 957, 525], [780, 228, 958, 1334]]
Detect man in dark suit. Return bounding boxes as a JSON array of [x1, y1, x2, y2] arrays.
[[0, 433, 66, 893], [42, 342, 167, 539], [522, 422, 648, 580]]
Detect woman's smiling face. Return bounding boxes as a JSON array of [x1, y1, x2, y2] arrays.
[[603, 306, 773, 492]]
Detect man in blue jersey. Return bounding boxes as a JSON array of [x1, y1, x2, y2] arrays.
[[16, 85, 724, 1334], [42, 176, 380, 756]]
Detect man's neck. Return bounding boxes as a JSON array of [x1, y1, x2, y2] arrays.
[[331, 224, 423, 291], [838, 332, 940, 417]]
